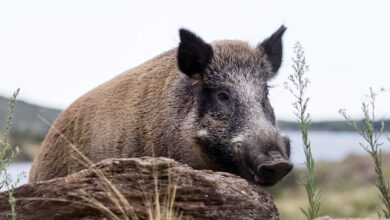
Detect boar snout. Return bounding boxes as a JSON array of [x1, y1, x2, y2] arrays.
[[241, 141, 293, 186], [256, 152, 293, 186]]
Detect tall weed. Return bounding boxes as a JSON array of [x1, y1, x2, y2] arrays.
[[340, 87, 390, 217], [284, 42, 321, 219], [0, 89, 23, 220]]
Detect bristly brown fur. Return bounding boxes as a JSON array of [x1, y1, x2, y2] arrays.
[[29, 48, 214, 182]]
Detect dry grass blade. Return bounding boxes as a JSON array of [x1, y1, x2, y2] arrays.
[[142, 159, 182, 220], [38, 114, 183, 220], [17, 196, 120, 220], [75, 190, 122, 220], [37, 115, 138, 220]]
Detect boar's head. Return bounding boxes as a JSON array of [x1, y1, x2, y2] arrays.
[[177, 26, 292, 186]]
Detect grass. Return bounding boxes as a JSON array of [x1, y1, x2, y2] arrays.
[[284, 42, 321, 219], [0, 89, 23, 220], [69, 143, 181, 220], [37, 115, 181, 220], [340, 87, 390, 218], [275, 184, 381, 219], [144, 163, 182, 220], [273, 153, 390, 218]]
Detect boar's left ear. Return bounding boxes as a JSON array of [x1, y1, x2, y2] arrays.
[[259, 25, 286, 74], [177, 29, 213, 80]]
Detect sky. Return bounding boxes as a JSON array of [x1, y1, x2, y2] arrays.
[[1, 0, 390, 121]]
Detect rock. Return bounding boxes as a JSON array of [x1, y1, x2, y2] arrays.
[[0, 157, 279, 220]]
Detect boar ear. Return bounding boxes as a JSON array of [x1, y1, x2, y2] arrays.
[[258, 25, 286, 74], [177, 29, 213, 80]]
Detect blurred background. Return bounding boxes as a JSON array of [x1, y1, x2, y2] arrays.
[[1, 0, 390, 218]]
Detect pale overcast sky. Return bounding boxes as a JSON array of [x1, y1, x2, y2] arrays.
[[1, 0, 389, 121]]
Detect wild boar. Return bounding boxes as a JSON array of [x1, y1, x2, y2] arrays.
[[29, 26, 292, 186]]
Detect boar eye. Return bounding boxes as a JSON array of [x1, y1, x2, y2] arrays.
[[217, 91, 229, 102]]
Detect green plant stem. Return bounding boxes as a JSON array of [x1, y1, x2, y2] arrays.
[[285, 42, 321, 220], [0, 88, 21, 220], [339, 88, 390, 218]]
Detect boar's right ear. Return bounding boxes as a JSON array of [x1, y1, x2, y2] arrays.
[[258, 25, 286, 74], [177, 29, 213, 80]]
